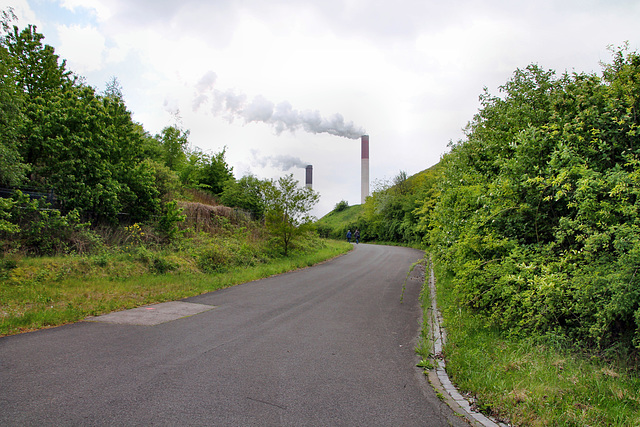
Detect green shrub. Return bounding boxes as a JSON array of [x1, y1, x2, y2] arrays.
[[1, 191, 101, 255], [428, 50, 640, 358], [156, 200, 186, 241], [334, 200, 349, 212], [92, 254, 109, 268], [150, 256, 177, 274], [197, 243, 232, 273]]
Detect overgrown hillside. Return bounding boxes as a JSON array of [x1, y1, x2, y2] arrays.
[[320, 46, 640, 363], [429, 47, 640, 359], [0, 11, 350, 336], [316, 202, 363, 240], [315, 164, 442, 244]]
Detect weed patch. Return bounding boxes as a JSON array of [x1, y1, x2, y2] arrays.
[[428, 261, 640, 426]]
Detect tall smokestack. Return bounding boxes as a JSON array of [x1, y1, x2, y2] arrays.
[[305, 165, 313, 189], [361, 135, 369, 204]]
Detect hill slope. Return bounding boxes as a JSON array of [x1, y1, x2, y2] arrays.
[[315, 163, 442, 244], [315, 204, 363, 240]]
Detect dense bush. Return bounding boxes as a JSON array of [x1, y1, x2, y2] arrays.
[[428, 48, 640, 358], [0, 18, 234, 227], [334, 200, 349, 212], [0, 190, 101, 255], [356, 167, 441, 244]]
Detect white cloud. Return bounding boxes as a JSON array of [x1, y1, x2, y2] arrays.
[[56, 24, 106, 73], [59, 0, 111, 21]]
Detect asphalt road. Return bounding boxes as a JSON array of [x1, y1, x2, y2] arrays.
[[0, 243, 467, 426]]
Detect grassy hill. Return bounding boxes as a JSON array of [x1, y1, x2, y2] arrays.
[[315, 203, 363, 240], [315, 163, 441, 244]]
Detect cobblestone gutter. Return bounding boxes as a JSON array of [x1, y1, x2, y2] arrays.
[[424, 262, 508, 427]]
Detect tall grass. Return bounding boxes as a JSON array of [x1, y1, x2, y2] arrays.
[[429, 264, 640, 426]]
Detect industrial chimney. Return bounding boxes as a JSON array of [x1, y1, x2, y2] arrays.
[[361, 135, 369, 204], [305, 165, 313, 189]]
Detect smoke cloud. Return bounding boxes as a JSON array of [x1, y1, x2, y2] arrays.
[[193, 71, 365, 139], [251, 150, 308, 171]]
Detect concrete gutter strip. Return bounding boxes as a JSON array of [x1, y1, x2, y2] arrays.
[[426, 264, 508, 427]]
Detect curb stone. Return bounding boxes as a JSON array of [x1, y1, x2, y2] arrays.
[[425, 263, 509, 427]]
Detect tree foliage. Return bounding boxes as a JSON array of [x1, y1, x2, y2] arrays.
[[0, 19, 163, 223], [353, 167, 441, 244], [0, 14, 321, 261], [180, 146, 234, 195], [262, 174, 319, 255], [0, 17, 235, 228], [221, 174, 265, 219], [428, 48, 640, 357], [0, 9, 26, 186]]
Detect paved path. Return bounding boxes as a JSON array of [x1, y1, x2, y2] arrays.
[[0, 244, 467, 426]]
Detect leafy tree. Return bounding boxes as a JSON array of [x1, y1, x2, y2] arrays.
[[3, 23, 160, 222], [156, 125, 189, 171], [221, 174, 265, 218], [146, 159, 181, 201], [180, 147, 234, 195], [103, 76, 124, 100], [16, 82, 159, 222], [6, 23, 71, 98], [0, 9, 26, 186], [392, 170, 409, 195], [198, 147, 234, 195], [262, 174, 319, 255]]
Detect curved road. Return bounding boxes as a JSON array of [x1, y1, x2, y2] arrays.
[[1, 244, 466, 426]]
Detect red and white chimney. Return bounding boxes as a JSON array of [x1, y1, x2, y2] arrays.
[[361, 135, 369, 204], [305, 165, 313, 189]]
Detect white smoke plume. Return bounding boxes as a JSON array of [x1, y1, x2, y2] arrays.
[[251, 149, 308, 171], [193, 71, 365, 140]]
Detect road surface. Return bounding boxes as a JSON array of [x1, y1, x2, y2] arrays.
[[0, 244, 467, 426]]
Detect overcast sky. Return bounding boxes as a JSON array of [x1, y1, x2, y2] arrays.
[[3, 0, 639, 216]]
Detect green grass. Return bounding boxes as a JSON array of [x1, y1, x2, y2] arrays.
[[315, 204, 364, 240], [316, 204, 363, 228], [414, 261, 434, 372], [0, 239, 352, 336], [427, 263, 640, 426]]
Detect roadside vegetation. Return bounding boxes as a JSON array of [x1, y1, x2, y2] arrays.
[[435, 265, 640, 425], [315, 164, 441, 245], [425, 46, 640, 425], [0, 10, 350, 336], [319, 44, 640, 424], [1, 228, 350, 336]]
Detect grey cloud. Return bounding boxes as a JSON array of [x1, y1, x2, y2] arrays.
[[195, 71, 217, 93]]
